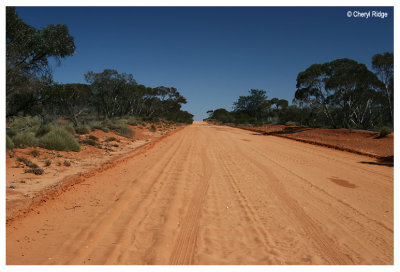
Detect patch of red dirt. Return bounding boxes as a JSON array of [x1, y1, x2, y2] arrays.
[[6, 122, 179, 221], [236, 124, 393, 158]]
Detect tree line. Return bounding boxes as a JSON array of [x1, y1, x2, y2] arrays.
[[6, 7, 193, 125], [206, 54, 393, 131]]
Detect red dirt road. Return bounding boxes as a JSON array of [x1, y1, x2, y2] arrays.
[[6, 122, 393, 265]]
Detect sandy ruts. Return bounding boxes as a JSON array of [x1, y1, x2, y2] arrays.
[[6, 122, 393, 264]]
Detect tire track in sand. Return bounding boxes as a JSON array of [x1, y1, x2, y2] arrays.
[[220, 133, 355, 264], [103, 129, 196, 264], [62, 129, 188, 264], [233, 133, 393, 262], [168, 130, 213, 265]]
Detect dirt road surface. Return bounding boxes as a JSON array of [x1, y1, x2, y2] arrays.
[[6, 122, 393, 265]]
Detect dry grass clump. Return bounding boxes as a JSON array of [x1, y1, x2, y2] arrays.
[[39, 128, 81, 151]]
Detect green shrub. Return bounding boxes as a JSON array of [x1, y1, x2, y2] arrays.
[[117, 126, 135, 137], [285, 121, 297, 126], [6, 127, 17, 138], [29, 162, 39, 169], [17, 157, 38, 168], [30, 149, 40, 157], [109, 120, 125, 130], [109, 121, 134, 137], [90, 121, 101, 129], [90, 121, 108, 132], [150, 124, 156, 132], [81, 139, 97, 146], [39, 128, 81, 152], [17, 157, 31, 166], [12, 132, 38, 148], [35, 124, 53, 137], [63, 160, 71, 167], [128, 120, 137, 126], [25, 168, 44, 175], [75, 125, 91, 135], [44, 159, 52, 167], [6, 135, 14, 150], [101, 119, 113, 127], [127, 116, 142, 126], [88, 135, 98, 141], [105, 137, 119, 142], [10, 116, 41, 132], [379, 126, 392, 138], [62, 124, 76, 135]]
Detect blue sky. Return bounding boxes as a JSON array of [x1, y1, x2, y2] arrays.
[[16, 7, 393, 120]]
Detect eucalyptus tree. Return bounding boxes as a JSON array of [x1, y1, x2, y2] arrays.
[[295, 63, 337, 128], [42, 83, 92, 125], [6, 7, 75, 96], [6, 7, 75, 116], [372, 52, 394, 121], [84, 69, 137, 118], [324, 58, 382, 128], [233, 89, 269, 121]]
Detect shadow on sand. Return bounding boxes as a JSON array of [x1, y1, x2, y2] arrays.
[[360, 156, 393, 167]]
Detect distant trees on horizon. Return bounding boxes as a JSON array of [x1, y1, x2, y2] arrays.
[[206, 54, 393, 131]]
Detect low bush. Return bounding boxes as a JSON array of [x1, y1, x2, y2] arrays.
[[63, 160, 71, 167], [128, 120, 137, 126], [25, 168, 44, 175], [285, 121, 297, 126], [12, 132, 38, 148], [29, 162, 39, 169], [81, 139, 97, 146], [105, 137, 119, 142], [117, 126, 135, 137], [108, 120, 125, 130], [90, 121, 102, 129], [30, 150, 40, 157], [150, 124, 156, 132], [39, 128, 81, 152], [6, 127, 17, 138], [88, 135, 98, 141], [109, 121, 135, 137], [379, 126, 392, 138], [6, 135, 14, 150], [17, 157, 31, 166], [89, 120, 111, 132], [17, 157, 39, 168], [62, 124, 76, 135], [35, 124, 54, 137], [75, 125, 91, 135], [127, 116, 142, 126], [44, 159, 52, 167], [102, 119, 113, 127], [10, 116, 41, 132]]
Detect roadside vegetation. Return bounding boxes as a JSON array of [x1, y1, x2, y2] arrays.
[[206, 55, 393, 134], [6, 7, 193, 151]]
